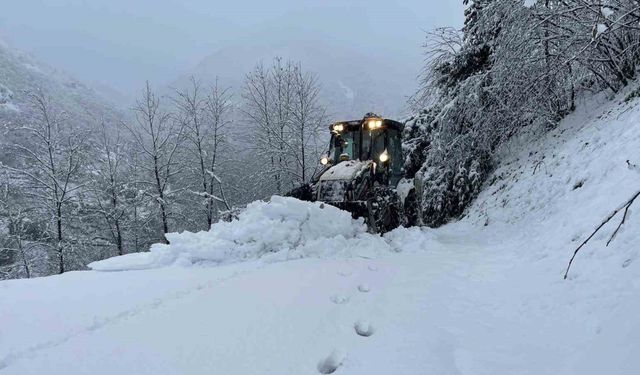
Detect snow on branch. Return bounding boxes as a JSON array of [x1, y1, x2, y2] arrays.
[[190, 189, 226, 204], [564, 189, 640, 279]]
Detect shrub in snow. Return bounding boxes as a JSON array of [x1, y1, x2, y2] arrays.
[[89, 196, 388, 271], [403, 112, 491, 227]]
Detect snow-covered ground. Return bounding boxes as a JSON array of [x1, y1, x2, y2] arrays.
[[2, 89, 639, 374]]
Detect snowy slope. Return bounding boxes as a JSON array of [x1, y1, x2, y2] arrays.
[[0, 40, 125, 179], [0, 40, 122, 132], [2, 89, 640, 374]]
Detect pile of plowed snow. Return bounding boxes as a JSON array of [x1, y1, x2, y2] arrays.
[[89, 196, 391, 271]]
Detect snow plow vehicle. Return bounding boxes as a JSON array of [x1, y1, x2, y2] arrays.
[[288, 114, 420, 233]]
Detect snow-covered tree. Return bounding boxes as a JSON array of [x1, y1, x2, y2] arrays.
[[288, 64, 326, 184], [407, 0, 640, 227], [241, 61, 280, 195], [174, 77, 232, 229], [125, 82, 185, 244], [0, 172, 38, 279], [3, 91, 88, 273], [241, 58, 327, 197], [87, 118, 128, 256]]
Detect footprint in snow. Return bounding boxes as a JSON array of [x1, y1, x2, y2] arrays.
[[330, 294, 350, 304], [317, 350, 345, 374], [337, 269, 353, 277], [357, 284, 370, 293], [367, 265, 378, 272], [354, 320, 375, 337]]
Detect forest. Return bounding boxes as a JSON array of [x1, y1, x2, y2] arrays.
[[0, 59, 326, 278]]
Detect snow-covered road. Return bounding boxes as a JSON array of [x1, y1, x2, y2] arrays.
[[3, 223, 637, 375], [0, 230, 491, 374], [1, 234, 466, 374]]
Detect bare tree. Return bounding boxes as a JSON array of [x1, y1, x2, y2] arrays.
[[242, 62, 279, 195], [288, 64, 326, 184], [271, 58, 295, 192], [88, 118, 127, 255], [241, 58, 327, 196], [174, 77, 232, 229], [125, 150, 156, 253], [2, 91, 86, 273], [125, 82, 185, 243], [0, 175, 36, 278], [203, 79, 233, 213], [411, 27, 464, 109]]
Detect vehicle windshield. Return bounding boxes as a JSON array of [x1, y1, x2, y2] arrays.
[[329, 130, 359, 162], [360, 130, 385, 161], [323, 120, 404, 186]]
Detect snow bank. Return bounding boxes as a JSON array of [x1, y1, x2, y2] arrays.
[[89, 196, 389, 271], [465, 88, 640, 272]]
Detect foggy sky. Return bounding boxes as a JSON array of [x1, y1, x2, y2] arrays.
[[0, 0, 464, 95]]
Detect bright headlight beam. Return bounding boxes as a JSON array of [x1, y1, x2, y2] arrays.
[[379, 150, 389, 163], [367, 119, 383, 129]]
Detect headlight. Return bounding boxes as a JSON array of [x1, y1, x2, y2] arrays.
[[367, 119, 383, 130], [320, 156, 329, 165], [379, 150, 389, 163], [333, 124, 344, 132]]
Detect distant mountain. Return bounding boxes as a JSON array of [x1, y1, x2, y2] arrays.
[[171, 39, 417, 121], [0, 40, 124, 164], [0, 39, 122, 126]]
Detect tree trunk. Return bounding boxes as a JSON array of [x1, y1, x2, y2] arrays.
[[17, 238, 30, 278], [56, 205, 64, 274], [153, 154, 170, 244], [115, 219, 123, 256]]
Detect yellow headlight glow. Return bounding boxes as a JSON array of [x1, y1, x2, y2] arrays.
[[367, 119, 383, 130], [320, 156, 329, 165], [379, 150, 389, 163], [333, 124, 344, 132]]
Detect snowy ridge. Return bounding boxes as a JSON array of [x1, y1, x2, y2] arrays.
[[0, 42, 121, 129]]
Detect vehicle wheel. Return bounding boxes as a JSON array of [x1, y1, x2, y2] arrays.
[[366, 188, 404, 234], [403, 188, 420, 227]]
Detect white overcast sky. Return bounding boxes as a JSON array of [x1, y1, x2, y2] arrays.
[[0, 0, 464, 93]]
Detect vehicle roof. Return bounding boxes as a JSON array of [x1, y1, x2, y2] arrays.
[[329, 117, 404, 132]]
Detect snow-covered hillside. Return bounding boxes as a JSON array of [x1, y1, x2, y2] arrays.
[[2, 89, 639, 374], [0, 40, 121, 126]]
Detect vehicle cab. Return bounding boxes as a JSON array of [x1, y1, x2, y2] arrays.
[[320, 114, 404, 187]]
